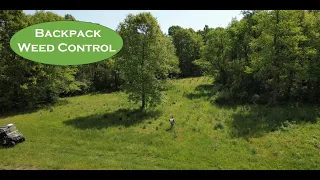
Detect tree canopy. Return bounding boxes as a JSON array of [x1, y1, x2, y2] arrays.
[[1, 10, 320, 112], [195, 10, 320, 104], [117, 12, 179, 109], [169, 26, 203, 77]]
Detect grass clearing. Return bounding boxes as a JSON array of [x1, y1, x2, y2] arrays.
[[1, 77, 320, 170]]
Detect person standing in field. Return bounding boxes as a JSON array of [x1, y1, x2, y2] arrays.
[[169, 116, 175, 130]]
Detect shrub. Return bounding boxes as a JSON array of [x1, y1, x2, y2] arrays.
[[214, 122, 224, 130], [251, 148, 257, 155]]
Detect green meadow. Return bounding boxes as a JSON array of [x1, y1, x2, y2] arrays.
[[1, 77, 319, 170]]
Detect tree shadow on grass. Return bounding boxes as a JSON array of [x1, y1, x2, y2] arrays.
[[185, 84, 219, 100], [184, 83, 320, 140], [227, 105, 320, 139], [187, 83, 254, 107], [0, 99, 70, 119], [63, 108, 162, 130]]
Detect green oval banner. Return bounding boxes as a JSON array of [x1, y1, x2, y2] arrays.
[[10, 21, 123, 65]]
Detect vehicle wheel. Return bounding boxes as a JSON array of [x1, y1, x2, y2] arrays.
[[9, 141, 15, 147]]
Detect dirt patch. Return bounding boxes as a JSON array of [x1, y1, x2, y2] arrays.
[[175, 136, 184, 142], [176, 128, 183, 133]]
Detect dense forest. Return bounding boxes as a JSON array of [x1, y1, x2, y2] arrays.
[[1, 10, 320, 112]]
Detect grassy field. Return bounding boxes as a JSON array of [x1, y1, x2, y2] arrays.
[[0, 77, 320, 170]]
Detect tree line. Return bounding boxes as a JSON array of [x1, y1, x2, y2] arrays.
[[1, 10, 320, 112], [195, 10, 320, 105], [0, 10, 122, 111]]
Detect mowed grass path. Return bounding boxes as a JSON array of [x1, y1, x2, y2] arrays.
[[1, 77, 320, 170]]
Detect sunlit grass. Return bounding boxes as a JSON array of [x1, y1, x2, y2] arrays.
[[0, 77, 319, 170]]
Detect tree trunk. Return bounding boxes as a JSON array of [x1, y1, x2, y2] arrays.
[[141, 92, 145, 110], [287, 72, 293, 101], [141, 35, 146, 110], [271, 81, 278, 104], [220, 69, 227, 85], [114, 71, 118, 90], [271, 10, 280, 105]]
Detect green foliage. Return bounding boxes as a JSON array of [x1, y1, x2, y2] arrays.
[[0, 10, 125, 111], [74, 58, 122, 94], [197, 25, 214, 45], [197, 10, 320, 104], [168, 25, 182, 36], [169, 27, 204, 77], [214, 122, 224, 130], [195, 27, 231, 84], [3, 10, 320, 111], [0, 10, 79, 111], [64, 14, 76, 21], [117, 12, 179, 109]]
